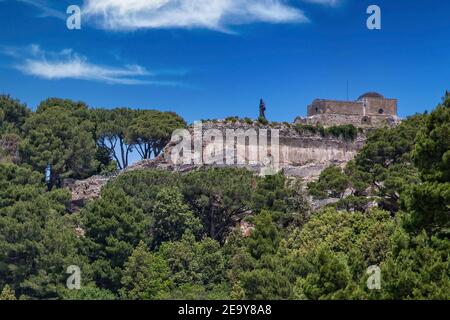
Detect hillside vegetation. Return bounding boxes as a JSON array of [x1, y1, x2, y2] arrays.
[[0, 93, 449, 300]]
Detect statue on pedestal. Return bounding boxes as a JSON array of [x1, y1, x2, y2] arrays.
[[259, 99, 266, 120]]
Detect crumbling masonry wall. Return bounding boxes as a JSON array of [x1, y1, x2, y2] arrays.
[[303, 93, 399, 128]]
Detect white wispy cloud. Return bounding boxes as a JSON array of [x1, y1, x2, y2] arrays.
[[82, 0, 309, 31], [16, 0, 66, 20], [11, 0, 342, 32], [2, 44, 177, 85], [301, 0, 340, 6]]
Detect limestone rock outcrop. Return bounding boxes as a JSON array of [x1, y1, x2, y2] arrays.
[[68, 120, 367, 209]]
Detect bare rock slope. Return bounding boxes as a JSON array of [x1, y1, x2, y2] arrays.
[[68, 121, 367, 208]]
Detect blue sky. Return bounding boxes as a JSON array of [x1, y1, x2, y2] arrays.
[[0, 0, 449, 124]]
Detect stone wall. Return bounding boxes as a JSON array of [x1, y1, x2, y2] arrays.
[[364, 97, 397, 116], [304, 113, 399, 128], [308, 100, 363, 116], [305, 93, 399, 128]]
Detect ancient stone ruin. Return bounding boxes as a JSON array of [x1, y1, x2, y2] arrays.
[[68, 92, 400, 209], [296, 92, 400, 128]]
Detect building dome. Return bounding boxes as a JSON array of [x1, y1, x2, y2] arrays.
[[358, 92, 384, 100]]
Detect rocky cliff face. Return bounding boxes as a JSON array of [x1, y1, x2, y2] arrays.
[[0, 134, 20, 163], [149, 120, 366, 180], [66, 175, 113, 211], [68, 120, 367, 208]]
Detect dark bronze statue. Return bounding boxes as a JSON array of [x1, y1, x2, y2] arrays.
[[259, 99, 266, 120]]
